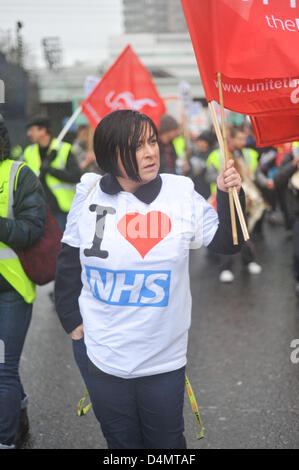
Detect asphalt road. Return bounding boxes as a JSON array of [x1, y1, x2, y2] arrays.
[[20, 221, 299, 449]]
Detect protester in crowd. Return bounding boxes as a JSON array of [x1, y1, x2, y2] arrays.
[[274, 143, 299, 296], [158, 114, 191, 175], [173, 133, 186, 160], [158, 114, 180, 174], [189, 129, 216, 200], [0, 115, 46, 449], [206, 126, 264, 282], [254, 146, 284, 225], [55, 109, 246, 449], [24, 115, 81, 231], [273, 142, 298, 231], [159, 114, 189, 174], [72, 124, 101, 174]]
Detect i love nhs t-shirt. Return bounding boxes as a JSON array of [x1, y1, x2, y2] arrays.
[[62, 173, 219, 378]]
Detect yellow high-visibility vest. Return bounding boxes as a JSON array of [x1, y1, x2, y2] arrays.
[[24, 138, 75, 213], [173, 136, 186, 159], [206, 147, 259, 194], [0, 159, 36, 303]]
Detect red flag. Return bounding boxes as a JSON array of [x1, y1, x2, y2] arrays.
[[81, 45, 166, 129], [251, 112, 299, 147], [181, 0, 299, 146]]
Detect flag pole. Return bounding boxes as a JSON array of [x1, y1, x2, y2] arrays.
[[214, 73, 238, 245], [208, 101, 249, 241], [87, 124, 94, 152], [53, 106, 83, 150]]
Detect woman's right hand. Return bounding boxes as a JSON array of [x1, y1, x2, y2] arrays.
[[70, 324, 84, 340]]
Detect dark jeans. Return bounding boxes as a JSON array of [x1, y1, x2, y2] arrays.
[[72, 338, 187, 449], [0, 290, 32, 446], [258, 186, 277, 211], [219, 240, 256, 272]]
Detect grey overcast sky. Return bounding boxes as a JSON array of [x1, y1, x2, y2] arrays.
[[1, 0, 123, 68]]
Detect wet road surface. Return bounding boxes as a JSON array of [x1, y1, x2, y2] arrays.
[[20, 221, 299, 449]]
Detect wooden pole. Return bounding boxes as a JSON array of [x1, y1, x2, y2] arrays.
[[217, 72, 238, 245], [233, 186, 249, 241], [208, 101, 225, 156], [208, 101, 249, 241]]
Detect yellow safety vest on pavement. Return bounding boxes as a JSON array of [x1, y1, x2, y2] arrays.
[[0, 159, 36, 303], [23, 138, 75, 213]]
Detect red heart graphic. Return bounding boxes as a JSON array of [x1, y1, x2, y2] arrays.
[[117, 211, 171, 258]]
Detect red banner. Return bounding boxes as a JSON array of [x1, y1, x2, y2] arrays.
[[181, 0, 299, 146], [81, 45, 166, 129]]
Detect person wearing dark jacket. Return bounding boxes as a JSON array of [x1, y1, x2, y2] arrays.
[[0, 115, 46, 449], [24, 115, 81, 231], [274, 145, 299, 296], [190, 130, 216, 200], [158, 114, 180, 174]]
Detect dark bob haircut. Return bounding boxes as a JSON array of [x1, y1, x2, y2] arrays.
[[93, 110, 158, 182]]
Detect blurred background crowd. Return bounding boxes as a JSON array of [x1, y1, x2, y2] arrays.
[[1, 0, 299, 292]]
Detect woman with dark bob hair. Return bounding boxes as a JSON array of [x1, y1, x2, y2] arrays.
[[55, 109, 245, 449]]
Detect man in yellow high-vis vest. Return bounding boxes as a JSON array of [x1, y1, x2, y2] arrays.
[[206, 126, 263, 283], [0, 115, 46, 448], [24, 116, 81, 231], [206, 128, 259, 196]]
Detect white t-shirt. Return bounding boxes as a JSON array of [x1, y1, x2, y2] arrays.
[[62, 172, 219, 378]]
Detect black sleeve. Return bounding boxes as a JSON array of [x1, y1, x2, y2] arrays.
[[207, 188, 246, 254], [47, 149, 82, 183], [0, 165, 47, 249], [55, 243, 83, 334]]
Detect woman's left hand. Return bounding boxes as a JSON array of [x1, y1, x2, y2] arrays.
[[217, 159, 242, 194]]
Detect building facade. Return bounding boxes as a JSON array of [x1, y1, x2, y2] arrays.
[[123, 0, 188, 34]]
